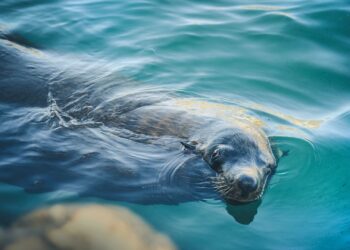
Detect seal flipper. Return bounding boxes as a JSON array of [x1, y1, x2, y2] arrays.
[[276, 148, 289, 158], [272, 147, 289, 162], [281, 149, 289, 157]]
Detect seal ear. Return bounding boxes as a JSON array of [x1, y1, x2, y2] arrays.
[[180, 141, 196, 151], [181, 141, 204, 155]]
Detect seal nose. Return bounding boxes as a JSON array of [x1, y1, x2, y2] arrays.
[[237, 175, 258, 194]]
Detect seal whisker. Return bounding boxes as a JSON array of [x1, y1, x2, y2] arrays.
[[215, 185, 231, 195], [213, 182, 228, 189]]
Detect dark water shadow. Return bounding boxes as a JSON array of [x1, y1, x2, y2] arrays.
[[225, 199, 262, 225]]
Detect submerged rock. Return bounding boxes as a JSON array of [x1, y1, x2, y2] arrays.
[[0, 204, 176, 250]]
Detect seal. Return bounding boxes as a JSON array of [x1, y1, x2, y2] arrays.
[[0, 37, 276, 203], [111, 104, 276, 202]]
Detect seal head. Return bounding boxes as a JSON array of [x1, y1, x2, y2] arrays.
[[183, 126, 276, 203]]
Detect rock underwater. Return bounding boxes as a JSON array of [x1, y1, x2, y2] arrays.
[[0, 204, 177, 250]]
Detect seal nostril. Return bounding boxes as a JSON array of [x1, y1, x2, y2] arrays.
[[238, 175, 258, 193]]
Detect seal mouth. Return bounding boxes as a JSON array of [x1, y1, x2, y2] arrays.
[[212, 170, 269, 203]]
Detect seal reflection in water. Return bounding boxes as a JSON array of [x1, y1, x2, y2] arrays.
[[110, 102, 277, 203]]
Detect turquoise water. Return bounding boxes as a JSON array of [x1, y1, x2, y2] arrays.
[[0, 0, 350, 249]]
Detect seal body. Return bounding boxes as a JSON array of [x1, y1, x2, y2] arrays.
[[0, 38, 276, 203], [111, 104, 276, 202]]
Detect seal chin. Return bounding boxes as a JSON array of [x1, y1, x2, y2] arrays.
[[225, 197, 259, 204], [223, 186, 264, 203], [223, 188, 262, 203]]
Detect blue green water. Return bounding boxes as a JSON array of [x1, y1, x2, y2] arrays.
[[0, 0, 350, 249]]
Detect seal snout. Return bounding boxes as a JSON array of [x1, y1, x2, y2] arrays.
[[215, 166, 266, 202], [237, 175, 258, 194]]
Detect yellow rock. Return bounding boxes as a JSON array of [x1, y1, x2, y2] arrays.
[[0, 204, 177, 250]]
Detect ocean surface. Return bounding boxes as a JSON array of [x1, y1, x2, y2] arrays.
[[0, 0, 349, 249]]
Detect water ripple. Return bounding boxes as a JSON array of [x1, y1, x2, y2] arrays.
[[0, 0, 349, 249]]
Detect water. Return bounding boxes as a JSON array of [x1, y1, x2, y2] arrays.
[[0, 0, 349, 249]]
